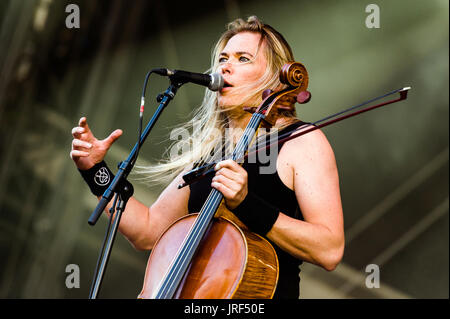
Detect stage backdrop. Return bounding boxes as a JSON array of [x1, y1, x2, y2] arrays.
[[0, 0, 448, 298]]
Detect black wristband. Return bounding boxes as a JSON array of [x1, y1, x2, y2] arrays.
[[231, 192, 280, 236], [78, 161, 118, 196]]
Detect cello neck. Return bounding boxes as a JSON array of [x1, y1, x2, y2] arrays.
[[153, 112, 264, 299], [151, 62, 309, 299], [232, 113, 265, 161]]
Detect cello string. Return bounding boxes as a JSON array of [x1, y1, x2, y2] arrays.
[[156, 113, 263, 298], [157, 114, 262, 296], [160, 113, 264, 297], [158, 118, 262, 297], [157, 158, 244, 296], [155, 189, 223, 298]]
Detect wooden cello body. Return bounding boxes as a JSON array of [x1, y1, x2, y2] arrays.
[[138, 205, 279, 299], [139, 62, 308, 299]]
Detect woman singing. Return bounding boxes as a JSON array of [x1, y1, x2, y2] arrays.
[[70, 16, 344, 299]]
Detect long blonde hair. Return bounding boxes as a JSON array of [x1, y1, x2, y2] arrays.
[[137, 16, 299, 185]]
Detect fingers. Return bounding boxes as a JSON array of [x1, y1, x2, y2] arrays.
[[72, 117, 122, 149], [72, 117, 94, 141], [214, 166, 246, 186], [69, 149, 90, 160], [71, 126, 85, 138], [78, 116, 93, 134], [78, 116, 87, 127], [72, 139, 92, 150], [102, 129, 123, 148], [70, 117, 121, 170], [71, 137, 92, 160], [212, 159, 248, 209], [211, 174, 243, 201], [212, 173, 241, 193], [211, 178, 237, 198], [214, 159, 244, 172], [211, 175, 247, 210]]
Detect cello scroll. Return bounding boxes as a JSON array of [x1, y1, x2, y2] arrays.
[[253, 61, 310, 126]]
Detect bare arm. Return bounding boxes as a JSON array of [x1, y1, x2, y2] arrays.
[[212, 129, 344, 271], [70, 117, 190, 251], [112, 170, 190, 251], [266, 129, 344, 271]]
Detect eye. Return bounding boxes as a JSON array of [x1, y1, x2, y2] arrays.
[[218, 57, 228, 63], [239, 56, 250, 63]]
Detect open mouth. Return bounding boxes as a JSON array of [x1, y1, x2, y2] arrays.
[[221, 81, 233, 92]]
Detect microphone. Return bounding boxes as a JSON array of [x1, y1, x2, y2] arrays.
[[153, 68, 224, 91]]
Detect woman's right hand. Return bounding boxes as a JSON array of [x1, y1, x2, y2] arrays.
[[70, 117, 123, 170]]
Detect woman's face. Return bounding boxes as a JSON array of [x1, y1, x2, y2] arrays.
[[217, 31, 268, 109]]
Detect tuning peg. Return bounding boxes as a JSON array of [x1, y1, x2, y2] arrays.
[[262, 89, 273, 100], [297, 90, 311, 104]]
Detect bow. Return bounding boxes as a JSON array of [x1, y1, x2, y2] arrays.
[[178, 86, 410, 189]]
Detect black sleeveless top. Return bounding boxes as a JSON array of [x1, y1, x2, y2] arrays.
[[187, 121, 306, 299]]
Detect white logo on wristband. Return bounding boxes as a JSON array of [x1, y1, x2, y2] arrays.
[[94, 167, 110, 186]]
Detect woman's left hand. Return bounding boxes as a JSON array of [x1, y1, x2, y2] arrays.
[[211, 159, 248, 210]]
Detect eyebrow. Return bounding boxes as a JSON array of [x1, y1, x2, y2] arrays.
[[219, 51, 255, 57]]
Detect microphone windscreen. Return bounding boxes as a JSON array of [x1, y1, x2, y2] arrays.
[[208, 73, 224, 91]]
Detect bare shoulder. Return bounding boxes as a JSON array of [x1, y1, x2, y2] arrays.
[[281, 128, 336, 167], [277, 128, 338, 190], [278, 127, 343, 228]]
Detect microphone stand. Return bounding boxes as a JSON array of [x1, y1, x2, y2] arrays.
[[87, 82, 180, 299]]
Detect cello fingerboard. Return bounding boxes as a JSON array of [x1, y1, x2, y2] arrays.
[[153, 113, 265, 299]]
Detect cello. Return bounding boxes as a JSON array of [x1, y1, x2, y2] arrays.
[[138, 62, 309, 299]]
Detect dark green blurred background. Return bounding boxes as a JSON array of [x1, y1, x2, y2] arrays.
[[0, 0, 448, 299]]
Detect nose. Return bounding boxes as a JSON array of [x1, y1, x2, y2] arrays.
[[219, 62, 232, 75]]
